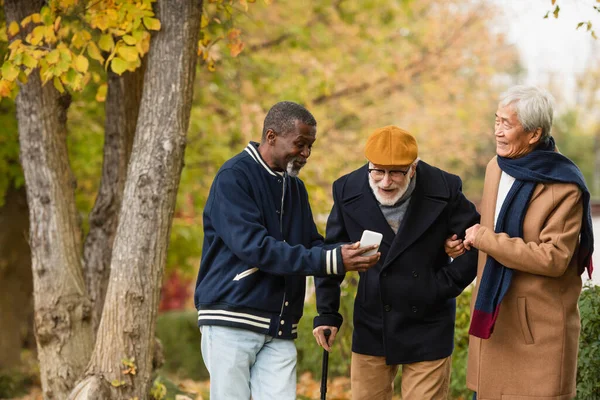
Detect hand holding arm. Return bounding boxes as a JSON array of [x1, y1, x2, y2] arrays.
[[444, 234, 465, 258]]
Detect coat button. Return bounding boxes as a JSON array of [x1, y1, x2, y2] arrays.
[[384, 305, 391, 312], [281, 320, 285, 325], [411, 306, 418, 313], [278, 331, 283, 336], [412, 270, 418, 278]]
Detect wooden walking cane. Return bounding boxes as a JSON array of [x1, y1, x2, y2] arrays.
[[320, 329, 331, 400]]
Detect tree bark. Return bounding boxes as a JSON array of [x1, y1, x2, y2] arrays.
[[70, 1, 203, 398], [83, 67, 144, 335], [0, 186, 33, 371], [4, 0, 95, 398]]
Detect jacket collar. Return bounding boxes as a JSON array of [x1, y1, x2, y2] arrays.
[[244, 141, 280, 177]]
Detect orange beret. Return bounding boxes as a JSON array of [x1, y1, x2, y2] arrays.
[[364, 126, 418, 166]]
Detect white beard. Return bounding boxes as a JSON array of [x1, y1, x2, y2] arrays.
[[368, 174, 411, 206], [286, 157, 303, 177]]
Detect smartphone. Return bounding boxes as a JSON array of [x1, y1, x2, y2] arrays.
[[359, 230, 383, 256]]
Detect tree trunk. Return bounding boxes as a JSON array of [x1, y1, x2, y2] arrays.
[[4, 1, 94, 398], [0, 186, 33, 371], [70, 1, 203, 398], [83, 67, 144, 335]]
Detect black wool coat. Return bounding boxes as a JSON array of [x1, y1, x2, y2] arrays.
[[314, 162, 480, 365]]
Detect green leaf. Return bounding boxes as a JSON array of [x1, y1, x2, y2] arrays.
[[110, 57, 128, 75]]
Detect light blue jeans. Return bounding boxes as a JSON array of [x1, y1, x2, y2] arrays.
[[200, 325, 297, 400]]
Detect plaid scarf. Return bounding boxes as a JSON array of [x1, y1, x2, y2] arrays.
[[469, 137, 594, 339]]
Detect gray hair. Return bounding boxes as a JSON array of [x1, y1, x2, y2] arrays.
[[262, 101, 316, 140], [499, 85, 555, 143]]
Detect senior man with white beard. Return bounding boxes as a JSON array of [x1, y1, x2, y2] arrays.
[[313, 126, 480, 400]]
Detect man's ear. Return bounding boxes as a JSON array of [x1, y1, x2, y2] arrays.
[[265, 129, 276, 145], [528, 127, 542, 145]]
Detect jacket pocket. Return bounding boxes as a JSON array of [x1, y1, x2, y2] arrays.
[[517, 297, 534, 345], [233, 267, 259, 281]]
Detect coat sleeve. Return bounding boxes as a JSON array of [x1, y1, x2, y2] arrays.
[[473, 184, 583, 277], [208, 168, 345, 277], [434, 176, 480, 300], [313, 179, 349, 329]]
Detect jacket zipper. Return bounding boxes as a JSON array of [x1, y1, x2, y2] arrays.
[[279, 173, 287, 318]]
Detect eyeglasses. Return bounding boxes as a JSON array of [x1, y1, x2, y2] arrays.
[[368, 168, 411, 180]]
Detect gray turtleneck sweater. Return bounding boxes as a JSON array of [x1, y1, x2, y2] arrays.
[[378, 173, 417, 234]]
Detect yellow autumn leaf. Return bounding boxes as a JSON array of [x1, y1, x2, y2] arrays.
[[239, 0, 249, 12], [8, 21, 20, 37], [28, 25, 46, 46], [8, 39, 22, 51], [22, 53, 37, 69], [17, 70, 28, 84], [142, 17, 161, 31], [110, 57, 128, 75], [1, 62, 20, 81], [228, 41, 244, 57], [53, 16, 61, 31], [87, 42, 104, 64], [122, 35, 137, 45], [116, 45, 138, 62], [74, 55, 89, 73], [0, 80, 13, 97], [53, 77, 65, 93], [99, 34, 115, 52], [30, 13, 41, 24], [207, 60, 216, 72], [20, 16, 32, 28]]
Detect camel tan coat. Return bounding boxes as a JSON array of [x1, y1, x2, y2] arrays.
[[466, 157, 584, 400]]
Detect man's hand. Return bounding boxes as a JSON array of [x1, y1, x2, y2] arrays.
[[341, 241, 380, 272], [445, 234, 465, 258], [464, 224, 481, 251], [313, 325, 338, 352]]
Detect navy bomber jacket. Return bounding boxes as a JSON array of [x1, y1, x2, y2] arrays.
[[194, 142, 345, 339]]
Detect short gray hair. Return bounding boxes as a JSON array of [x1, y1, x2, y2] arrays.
[[499, 85, 555, 143]]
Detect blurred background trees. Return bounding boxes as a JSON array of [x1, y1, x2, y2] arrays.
[[0, 0, 598, 398]]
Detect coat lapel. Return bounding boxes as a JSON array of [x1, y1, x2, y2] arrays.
[[383, 179, 447, 267]]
